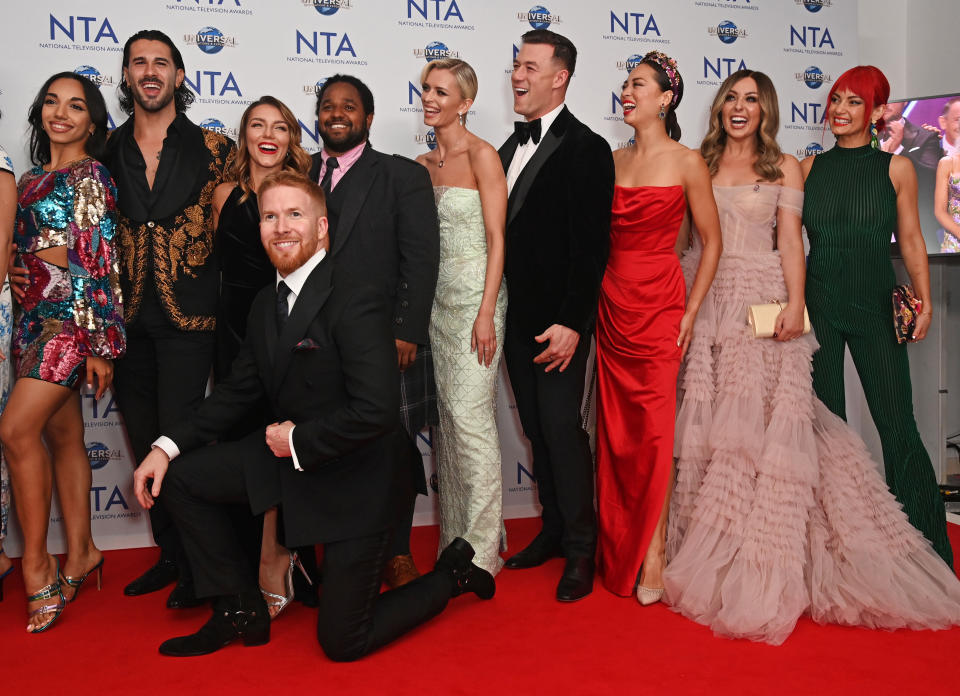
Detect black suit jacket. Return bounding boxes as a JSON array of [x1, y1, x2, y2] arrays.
[[499, 107, 615, 337], [899, 119, 942, 171], [166, 258, 415, 547], [310, 146, 439, 345]]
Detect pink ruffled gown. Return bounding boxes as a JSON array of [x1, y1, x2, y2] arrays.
[[664, 184, 960, 645]]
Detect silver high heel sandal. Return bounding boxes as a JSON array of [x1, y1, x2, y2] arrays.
[[261, 551, 312, 619], [636, 584, 664, 606]]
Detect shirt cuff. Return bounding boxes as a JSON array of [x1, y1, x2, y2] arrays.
[[289, 425, 303, 472], [152, 436, 180, 461]]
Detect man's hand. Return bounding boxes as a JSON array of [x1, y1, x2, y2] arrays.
[[133, 448, 170, 509], [533, 324, 580, 373], [265, 420, 295, 458], [881, 120, 904, 152], [396, 339, 417, 372]]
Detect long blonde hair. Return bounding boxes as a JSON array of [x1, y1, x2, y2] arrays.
[[701, 70, 783, 182], [228, 96, 312, 202]]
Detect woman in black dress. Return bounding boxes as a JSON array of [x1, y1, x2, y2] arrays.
[[210, 96, 311, 618]]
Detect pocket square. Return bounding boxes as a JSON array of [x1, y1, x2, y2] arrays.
[[294, 338, 321, 350]]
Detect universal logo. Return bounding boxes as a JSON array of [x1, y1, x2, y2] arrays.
[[413, 41, 460, 61], [616, 54, 644, 71], [518, 5, 560, 29], [796, 142, 824, 157], [708, 20, 747, 44], [75, 65, 114, 88], [415, 129, 438, 150], [303, 79, 327, 95], [795, 65, 831, 88], [184, 26, 238, 54], [86, 441, 122, 470], [302, 0, 352, 14], [200, 118, 239, 138], [796, 0, 831, 11]]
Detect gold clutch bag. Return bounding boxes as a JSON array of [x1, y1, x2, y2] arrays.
[[747, 301, 811, 338]]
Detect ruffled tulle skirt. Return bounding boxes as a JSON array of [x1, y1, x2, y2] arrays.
[[664, 249, 960, 645]]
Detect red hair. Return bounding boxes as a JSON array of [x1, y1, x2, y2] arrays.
[[826, 65, 890, 133]]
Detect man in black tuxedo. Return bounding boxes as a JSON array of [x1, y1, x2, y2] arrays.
[[132, 172, 492, 659], [498, 30, 614, 601], [307, 75, 440, 587]]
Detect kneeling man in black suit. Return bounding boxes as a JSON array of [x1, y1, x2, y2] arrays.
[[133, 171, 493, 660]]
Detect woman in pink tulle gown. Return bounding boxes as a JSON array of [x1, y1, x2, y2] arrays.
[[664, 69, 960, 645]]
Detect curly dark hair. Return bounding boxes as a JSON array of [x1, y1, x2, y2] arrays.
[[314, 74, 375, 118], [27, 72, 109, 166], [117, 29, 195, 116]]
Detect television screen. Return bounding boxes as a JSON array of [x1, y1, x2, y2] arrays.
[[883, 94, 960, 255]]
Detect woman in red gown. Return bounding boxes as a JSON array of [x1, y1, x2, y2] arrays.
[[596, 52, 722, 602]]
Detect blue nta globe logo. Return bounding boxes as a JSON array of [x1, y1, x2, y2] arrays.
[[716, 20, 740, 44], [87, 441, 111, 470], [196, 26, 227, 54], [802, 65, 825, 88], [527, 5, 553, 30]]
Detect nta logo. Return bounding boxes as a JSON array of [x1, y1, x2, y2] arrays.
[[407, 0, 464, 22], [709, 20, 747, 44], [796, 65, 831, 89], [49, 15, 119, 44], [185, 26, 237, 54], [74, 66, 114, 88], [519, 5, 560, 29], [304, 0, 351, 14]]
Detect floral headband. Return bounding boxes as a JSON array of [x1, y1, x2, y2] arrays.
[[643, 51, 680, 105]]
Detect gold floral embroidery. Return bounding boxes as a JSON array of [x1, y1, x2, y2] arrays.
[[117, 130, 232, 331]]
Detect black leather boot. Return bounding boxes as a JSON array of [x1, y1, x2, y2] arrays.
[[159, 592, 270, 657], [435, 537, 496, 600]]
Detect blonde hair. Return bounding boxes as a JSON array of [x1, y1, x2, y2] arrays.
[[700, 70, 784, 182], [227, 96, 312, 203], [420, 58, 478, 124]]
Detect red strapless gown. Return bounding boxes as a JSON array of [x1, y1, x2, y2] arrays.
[[596, 185, 686, 596]]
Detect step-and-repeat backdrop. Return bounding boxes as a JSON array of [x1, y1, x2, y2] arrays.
[[0, 0, 857, 555]]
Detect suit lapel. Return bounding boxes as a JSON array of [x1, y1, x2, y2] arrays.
[[506, 107, 572, 228], [269, 259, 334, 396], [329, 146, 378, 256], [499, 135, 518, 175]]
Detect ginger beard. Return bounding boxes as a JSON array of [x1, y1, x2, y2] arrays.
[[259, 185, 328, 276]]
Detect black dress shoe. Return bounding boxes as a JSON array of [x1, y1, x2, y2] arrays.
[[124, 558, 178, 596], [436, 538, 495, 600], [556, 557, 594, 602], [504, 534, 562, 570], [167, 580, 207, 609], [159, 594, 270, 657]]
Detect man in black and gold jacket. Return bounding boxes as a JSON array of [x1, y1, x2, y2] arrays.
[[103, 29, 233, 608]]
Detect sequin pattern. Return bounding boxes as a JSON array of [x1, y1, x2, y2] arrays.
[[942, 173, 960, 253], [14, 158, 126, 387]]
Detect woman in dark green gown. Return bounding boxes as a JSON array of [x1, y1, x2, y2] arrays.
[[801, 65, 952, 566]]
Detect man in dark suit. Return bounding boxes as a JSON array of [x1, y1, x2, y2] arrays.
[[498, 30, 615, 602], [307, 75, 440, 588], [103, 29, 233, 608], [882, 101, 942, 250], [132, 172, 492, 659]]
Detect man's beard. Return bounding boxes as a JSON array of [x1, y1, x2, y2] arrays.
[[133, 83, 176, 113], [266, 242, 316, 275], [319, 122, 368, 153]]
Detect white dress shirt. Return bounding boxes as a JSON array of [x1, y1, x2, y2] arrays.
[[153, 248, 328, 473], [506, 102, 566, 195]]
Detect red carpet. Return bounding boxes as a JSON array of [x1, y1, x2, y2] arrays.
[[1, 518, 957, 695]]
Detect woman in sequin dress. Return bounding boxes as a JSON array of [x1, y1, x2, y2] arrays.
[[934, 151, 960, 253], [416, 58, 507, 575], [0, 126, 16, 599], [0, 73, 125, 633]]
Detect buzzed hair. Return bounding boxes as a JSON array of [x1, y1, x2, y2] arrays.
[[259, 171, 327, 217], [521, 29, 577, 76]]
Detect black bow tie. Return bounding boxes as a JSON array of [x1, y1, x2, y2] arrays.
[[514, 119, 542, 146]]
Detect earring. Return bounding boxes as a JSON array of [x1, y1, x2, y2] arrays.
[[870, 119, 879, 149], [457, 111, 465, 126], [658, 104, 666, 120]]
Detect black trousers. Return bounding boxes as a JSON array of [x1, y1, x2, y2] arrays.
[[113, 290, 215, 577], [163, 434, 455, 662], [504, 324, 596, 558]]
